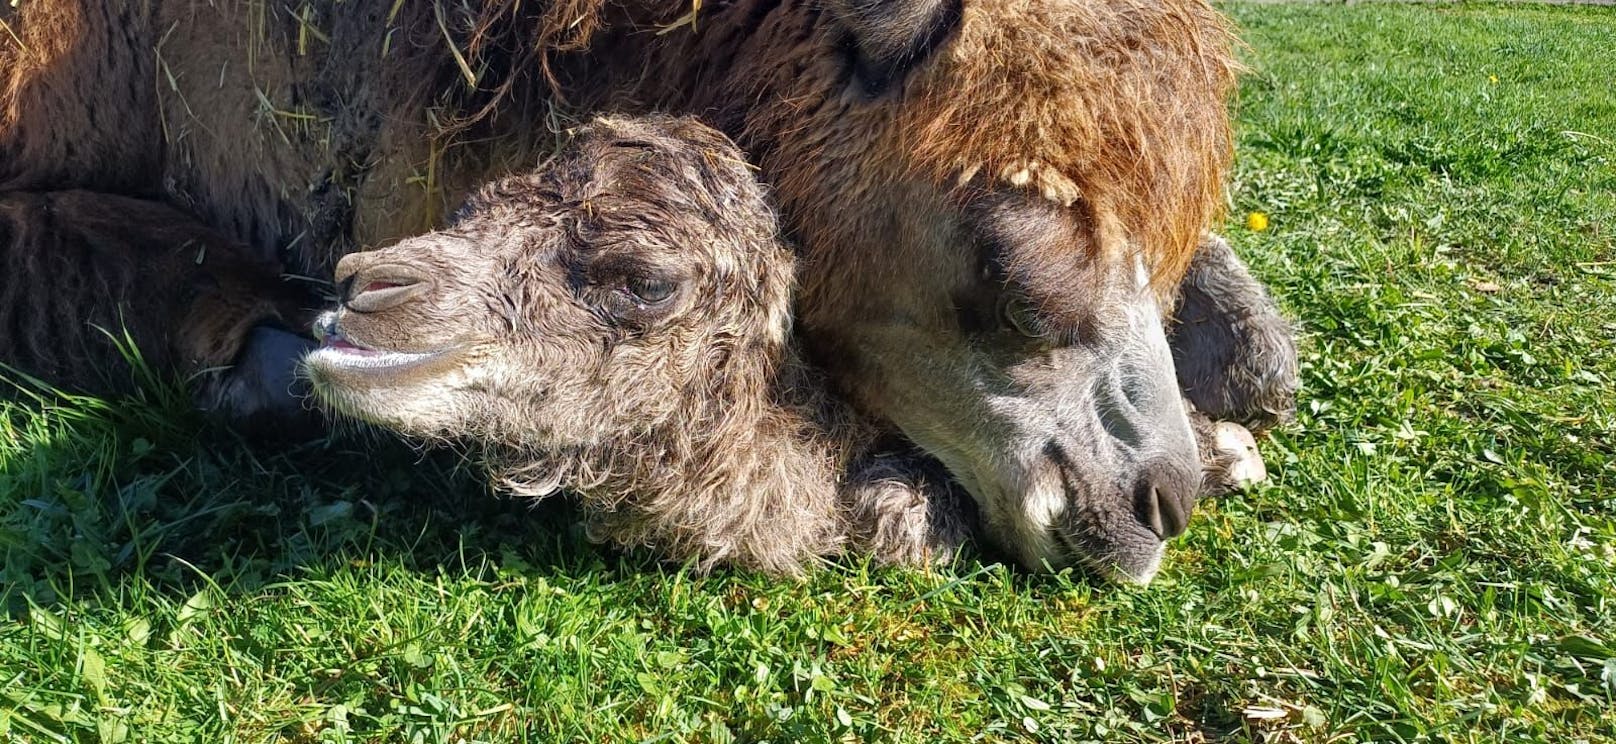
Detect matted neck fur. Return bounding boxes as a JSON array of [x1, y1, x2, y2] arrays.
[[305, 115, 965, 574]]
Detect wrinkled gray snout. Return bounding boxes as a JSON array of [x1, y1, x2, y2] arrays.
[[1132, 456, 1200, 540]]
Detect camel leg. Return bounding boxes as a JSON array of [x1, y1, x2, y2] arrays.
[[1169, 233, 1299, 431], [0, 191, 318, 429], [843, 447, 977, 567], [1169, 234, 1299, 492]]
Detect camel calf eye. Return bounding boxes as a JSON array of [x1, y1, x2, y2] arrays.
[[626, 277, 677, 304]]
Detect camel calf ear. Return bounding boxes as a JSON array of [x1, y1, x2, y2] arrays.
[[832, 0, 962, 96]]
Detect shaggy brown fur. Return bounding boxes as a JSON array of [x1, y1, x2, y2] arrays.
[[0, 2, 159, 193], [0, 191, 308, 407], [1, 0, 1235, 302], [306, 116, 968, 573], [565, 0, 1237, 291]]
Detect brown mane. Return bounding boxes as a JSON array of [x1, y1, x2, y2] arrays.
[[456, 0, 1237, 291], [897, 0, 1238, 291]]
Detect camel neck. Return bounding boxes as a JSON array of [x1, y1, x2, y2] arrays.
[[499, 358, 854, 573]]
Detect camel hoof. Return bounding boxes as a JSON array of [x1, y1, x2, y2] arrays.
[[1213, 421, 1267, 488]]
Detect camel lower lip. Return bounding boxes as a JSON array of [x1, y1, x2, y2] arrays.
[[308, 344, 446, 372]]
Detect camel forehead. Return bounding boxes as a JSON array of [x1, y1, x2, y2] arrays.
[[828, 0, 1238, 289], [904, 0, 1237, 157]]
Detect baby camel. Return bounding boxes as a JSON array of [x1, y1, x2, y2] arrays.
[[304, 115, 965, 574]]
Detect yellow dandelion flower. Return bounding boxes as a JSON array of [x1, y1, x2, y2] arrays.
[[1246, 212, 1269, 232], [1489, 75, 1499, 84]]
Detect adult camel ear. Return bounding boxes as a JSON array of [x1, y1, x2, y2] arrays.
[[830, 0, 962, 95]]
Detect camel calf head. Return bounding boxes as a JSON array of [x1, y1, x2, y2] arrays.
[[306, 115, 794, 448]]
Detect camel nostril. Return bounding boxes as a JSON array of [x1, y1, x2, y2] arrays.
[[1134, 464, 1197, 540], [343, 265, 431, 313]]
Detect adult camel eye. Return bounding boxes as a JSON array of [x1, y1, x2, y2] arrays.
[[999, 295, 1049, 338], [625, 276, 677, 304]]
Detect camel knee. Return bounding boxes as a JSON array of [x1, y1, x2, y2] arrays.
[[1170, 233, 1299, 432], [844, 454, 975, 567]]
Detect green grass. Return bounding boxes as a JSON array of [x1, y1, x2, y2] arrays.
[[4, 3, 1615, 741]]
